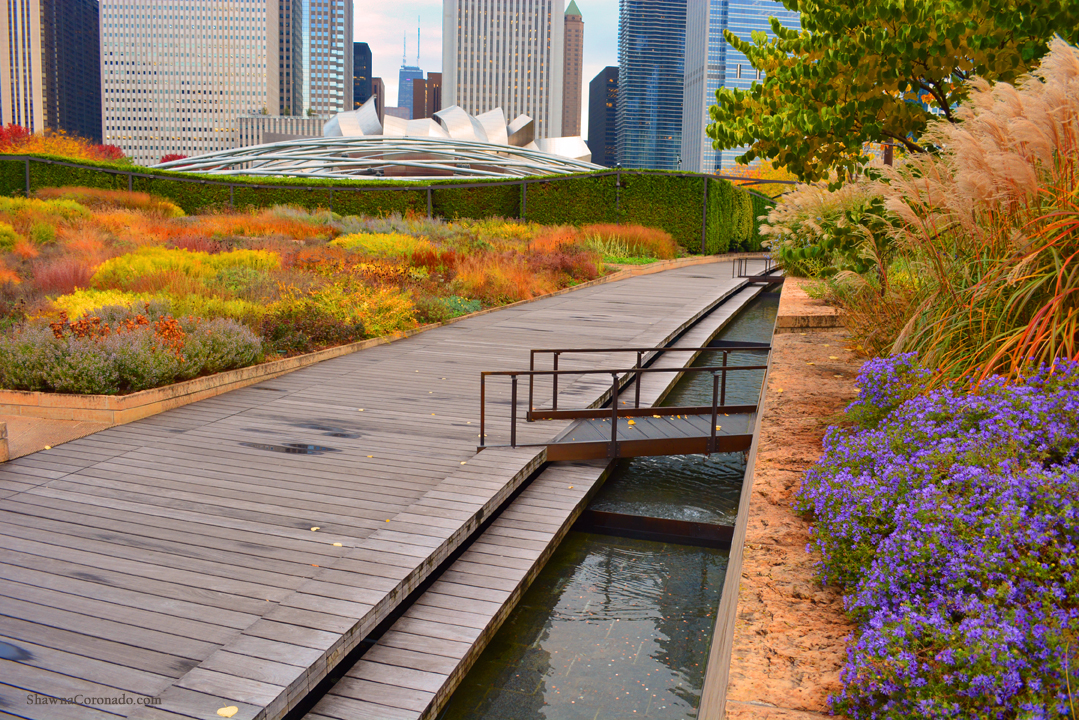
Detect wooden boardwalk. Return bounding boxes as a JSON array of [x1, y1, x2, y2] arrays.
[[306, 285, 764, 720], [0, 262, 750, 720]]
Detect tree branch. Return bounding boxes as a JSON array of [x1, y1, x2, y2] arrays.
[[882, 130, 925, 154], [916, 79, 957, 123]]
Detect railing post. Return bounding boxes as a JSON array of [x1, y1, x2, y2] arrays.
[[552, 352, 560, 411], [229, 184, 235, 210], [426, 187, 433, 219], [24, 158, 30, 197], [128, 173, 133, 192], [610, 372, 619, 451], [634, 351, 643, 408], [710, 372, 720, 455], [528, 351, 535, 420], [520, 181, 527, 220], [479, 374, 486, 448], [510, 375, 518, 448], [721, 351, 728, 406]]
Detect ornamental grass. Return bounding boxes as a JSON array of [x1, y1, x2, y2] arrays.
[[0, 186, 657, 391]]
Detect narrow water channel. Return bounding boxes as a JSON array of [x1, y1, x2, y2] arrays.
[[437, 292, 779, 720]]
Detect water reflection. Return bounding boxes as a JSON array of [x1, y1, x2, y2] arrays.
[[438, 533, 728, 720]]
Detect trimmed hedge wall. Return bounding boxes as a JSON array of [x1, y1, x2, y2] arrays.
[[0, 155, 770, 254]]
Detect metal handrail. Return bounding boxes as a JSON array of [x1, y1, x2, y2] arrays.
[[480, 362, 767, 450], [526, 345, 769, 416]]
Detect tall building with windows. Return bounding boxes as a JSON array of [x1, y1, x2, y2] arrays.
[[561, 1, 583, 136], [442, 0, 564, 138], [101, 0, 278, 164], [353, 41, 371, 109], [398, 64, 424, 120], [616, 0, 686, 170], [682, 0, 799, 172], [0, 0, 102, 141], [411, 72, 442, 120], [289, 0, 353, 117], [587, 66, 617, 167]]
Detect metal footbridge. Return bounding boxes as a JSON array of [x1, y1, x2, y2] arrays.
[[479, 344, 770, 461]]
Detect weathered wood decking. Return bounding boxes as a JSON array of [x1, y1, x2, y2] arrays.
[[306, 285, 764, 720], [0, 262, 749, 720]]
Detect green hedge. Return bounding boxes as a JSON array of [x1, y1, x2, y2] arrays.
[[0, 155, 764, 254], [747, 191, 775, 252]]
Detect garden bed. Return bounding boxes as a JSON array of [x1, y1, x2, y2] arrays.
[[0, 187, 717, 399]]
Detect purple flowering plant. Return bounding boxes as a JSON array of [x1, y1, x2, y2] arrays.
[[796, 355, 1079, 718]]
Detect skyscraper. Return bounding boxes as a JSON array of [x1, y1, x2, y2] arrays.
[[0, 0, 102, 142], [100, 0, 278, 164], [353, 42, 372, 110], [442, 0, 564, 138], [587, 67, 618, 167], [616, 0, 686, 170], [290, 0, 353, 117], [561, 1, 583, 136], [277, 0, 294, 114], [371, 76, 385, 122], [412, 72, 442, 120], [398, 65, 424, 120], [682, 0, 799, 172]]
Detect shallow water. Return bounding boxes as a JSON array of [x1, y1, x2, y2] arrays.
[[437, 533, 729, 720], [589, 292, 779, 525], [438, 292, 779, 720]]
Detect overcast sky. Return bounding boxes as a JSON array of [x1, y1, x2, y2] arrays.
[[356, 0, 619, 135]]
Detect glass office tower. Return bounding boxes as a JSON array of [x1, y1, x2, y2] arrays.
[[682, 0, 799, 172], [615, 0, 686, 170]]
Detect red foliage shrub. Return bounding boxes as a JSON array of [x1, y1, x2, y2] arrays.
[[159, 154, 188, 164], [410, 248, 458, 273], [0, 124, 127, 163], [32, 257, 94, 295]]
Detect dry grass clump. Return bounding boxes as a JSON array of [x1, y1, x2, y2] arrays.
[[878, 38, 1079, 382]]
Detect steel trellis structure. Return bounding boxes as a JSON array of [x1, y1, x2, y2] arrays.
[[153, 135, 604, 180]]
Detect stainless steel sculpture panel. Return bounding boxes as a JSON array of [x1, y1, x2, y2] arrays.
[[156, 102, 600, 180]]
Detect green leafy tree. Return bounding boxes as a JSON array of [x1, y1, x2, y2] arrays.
[[707, 0, 1079, 182]]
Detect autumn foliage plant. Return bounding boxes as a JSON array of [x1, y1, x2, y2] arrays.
[[0, 124, 124, 164], [0, 185, 683, 393], [765, 40, 1079, 383]]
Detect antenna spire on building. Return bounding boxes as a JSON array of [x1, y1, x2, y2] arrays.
[[417, 17, 421, 63], [402, 33, 407, 66]]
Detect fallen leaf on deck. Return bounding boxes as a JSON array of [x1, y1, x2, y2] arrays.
[[217, 708, 239, 719]]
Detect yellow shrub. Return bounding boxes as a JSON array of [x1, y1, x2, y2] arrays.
[[165, 294, 265, 323], [330, 232, 431, 258], [0, 221, 21, 251], [0, 196, 91, 223], [49, 289, 150, 318], [91, 247, 280, 288]]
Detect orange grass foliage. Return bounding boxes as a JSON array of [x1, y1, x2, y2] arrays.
[[199, 210, 333, 241], [455, 253, 558, 304], [0, 259, 20, 284], [529, 226, 582, 254], [581, 224, 678, 259], [36, 187, 182, 217], [12, 239, 39, 260], [59, 226, 107, 259]]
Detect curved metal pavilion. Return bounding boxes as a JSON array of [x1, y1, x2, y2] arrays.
[[153, 134, 603, 180]]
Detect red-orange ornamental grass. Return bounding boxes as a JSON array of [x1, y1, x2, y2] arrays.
[[31, 257, 95, 295]]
